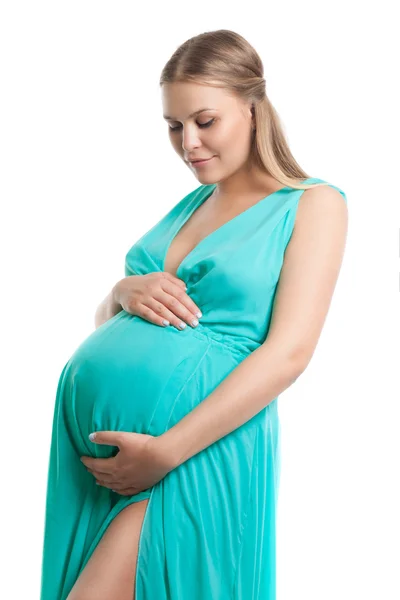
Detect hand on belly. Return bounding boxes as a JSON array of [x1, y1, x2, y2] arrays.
[[80, 430, 175, 496]]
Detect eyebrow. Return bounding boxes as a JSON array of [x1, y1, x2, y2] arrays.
[[163, 108, 215, 121]]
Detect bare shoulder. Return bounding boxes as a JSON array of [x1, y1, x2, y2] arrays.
[[295, 183, 348, 226], [288, 183, 348, 258]]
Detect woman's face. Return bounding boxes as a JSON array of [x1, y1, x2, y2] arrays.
[[162, 81, 254, 184]]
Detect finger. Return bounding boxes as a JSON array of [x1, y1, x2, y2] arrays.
[[86, 465, 109, 476], [160, 280, 202, 320], [95, 477, 122, 487], [91, 472, 117, 484], [87, 431, 125, 447], [136, 302, 175, 329], [160, 291, 201, 330], [147, 292, 202, 330], [142, 298, 190, 331], [160, 271, 187, 290], [81, 456, 116, 473]]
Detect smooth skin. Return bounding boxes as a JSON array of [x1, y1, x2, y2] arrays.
[[66, 500, 149, 600], [67, 81, 348, 598]]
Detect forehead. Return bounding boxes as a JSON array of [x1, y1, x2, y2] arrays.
[[162, 82, 237, 120]]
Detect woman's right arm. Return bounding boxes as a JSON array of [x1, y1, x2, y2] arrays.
[[94, 281, 124, 329]]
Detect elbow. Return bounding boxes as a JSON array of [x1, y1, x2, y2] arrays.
[[259, 338, 314, 380], [285, 346, 313, 378]]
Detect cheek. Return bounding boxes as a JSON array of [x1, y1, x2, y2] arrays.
[[219, 119, 249, 144], [216, 123, 251, 161]]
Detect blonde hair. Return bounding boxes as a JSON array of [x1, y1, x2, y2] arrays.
[[160, 29, 330, 192]]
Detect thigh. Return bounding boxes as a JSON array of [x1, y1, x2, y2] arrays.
[[66, 498, 149, 600]]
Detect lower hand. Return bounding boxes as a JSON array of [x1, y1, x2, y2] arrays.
[[80, 430, 175, 496]]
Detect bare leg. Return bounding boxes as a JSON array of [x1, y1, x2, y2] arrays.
[[66, 498, 149, 600]]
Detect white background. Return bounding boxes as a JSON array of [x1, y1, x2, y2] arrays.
[[1, 1, 399, 598]]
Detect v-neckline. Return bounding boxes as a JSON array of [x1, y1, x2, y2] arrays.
[[162, 181, 295, 279]]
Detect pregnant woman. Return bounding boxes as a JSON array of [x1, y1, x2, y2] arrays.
[[40, 30, 348, 600]]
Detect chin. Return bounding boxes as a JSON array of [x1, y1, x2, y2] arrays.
[[191, 165, 220, 183], [194, 174, 218, 186]]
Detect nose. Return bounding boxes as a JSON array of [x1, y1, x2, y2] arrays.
[[181, 124, 202, 153]]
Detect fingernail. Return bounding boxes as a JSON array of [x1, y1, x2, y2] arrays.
[[89, 432, 96, 441], [178, 321, 186, 329], [162, 319, 170, 326], [196, 311, 202, 318], [191, 319, 199, 327]]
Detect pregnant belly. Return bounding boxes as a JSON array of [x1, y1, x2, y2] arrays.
[[60, 311, 240, 459]]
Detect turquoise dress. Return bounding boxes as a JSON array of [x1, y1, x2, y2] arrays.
[[40, 176, 347, 599]]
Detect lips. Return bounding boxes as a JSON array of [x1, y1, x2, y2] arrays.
[[189, 156, 214, 165]]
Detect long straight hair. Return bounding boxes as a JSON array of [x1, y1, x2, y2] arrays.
[[160, 29, 329, 191]]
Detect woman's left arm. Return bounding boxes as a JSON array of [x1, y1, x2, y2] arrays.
[[160, 185, 349, 468]]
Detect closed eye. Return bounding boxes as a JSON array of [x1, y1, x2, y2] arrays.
[[169, 119, 215, 132]]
